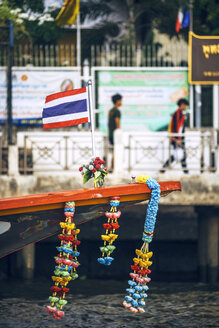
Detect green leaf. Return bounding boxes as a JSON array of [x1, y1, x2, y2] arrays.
[[94, 171, 101, 178], [100, 168, 108, 175], [83, 170, 92, 184], [94, 171, 102, 182]]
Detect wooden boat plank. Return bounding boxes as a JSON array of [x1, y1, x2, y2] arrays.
[[0, 181, 181, 258], [0, 181, 181, 217]]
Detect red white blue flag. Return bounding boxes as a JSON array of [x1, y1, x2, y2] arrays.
[[176, 7, 190, 33], [42, 87, 89, 129]]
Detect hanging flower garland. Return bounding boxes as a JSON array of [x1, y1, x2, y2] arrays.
[[123, 175, 161, 313], [97, 196, 121, 266], [79, 156, 108, 187], [46, 201, 81, 320]]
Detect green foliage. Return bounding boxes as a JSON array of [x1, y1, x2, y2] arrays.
[[0, 1, 30, 42], [83, 170, 92, 184], [80, 0, 219, 46], [0, 0, 63, 44], [193, 0, 219, 35], [0, 0, 217, 47], [9, 0, 45, 13], [25, 19, 64, 44]]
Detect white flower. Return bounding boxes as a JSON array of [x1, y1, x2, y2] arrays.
[[28, 14, 37, 21], [11, 8, 22, 14], [89, 165, 94, 170], [19, 13, 29, 19], [38, 13, 54, 25], [100, 164, 104, 168], [16, 18, 23, 24]]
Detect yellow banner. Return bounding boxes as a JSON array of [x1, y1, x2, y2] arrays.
[[56, 0, 80, 26]]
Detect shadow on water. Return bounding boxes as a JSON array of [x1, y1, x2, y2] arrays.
[[0, 278, 218, 328]]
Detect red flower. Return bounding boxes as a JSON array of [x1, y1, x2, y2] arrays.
[[50, 286, 61, 293], [104, 167, 107, 172], [58, 234, 65, 240], [57, 291, 64, 297], [92, 168, 97, 173], [65, 235, 74, 242], [79, 167, 83, 171], [131, 265, 139, 271], [100, 160, 105, 165], [110, 222, 120, 230], [96, 164, 100, 169], [61, 287, 69, 293], [103, 223, 112, 230], [138, 269, 147, 275], [94, 160, 98, 165], [72, 240, 81, 246]]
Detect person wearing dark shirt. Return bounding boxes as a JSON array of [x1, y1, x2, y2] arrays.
[[108, 93, 122, 145], [108, 93, 122, 172], [160, 98, 189, 174]]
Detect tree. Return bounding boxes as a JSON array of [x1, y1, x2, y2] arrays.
[[0, 0, 63, 44], [0, 1, 30, 42], [193, 0, 219, 36], [80, 0, 219, 46]]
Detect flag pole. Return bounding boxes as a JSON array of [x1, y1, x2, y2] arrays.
[[189, 0, 194, 128], [189, 0, 193, 32], [76, 12, 81, 68], [87, 80, 96, 158]]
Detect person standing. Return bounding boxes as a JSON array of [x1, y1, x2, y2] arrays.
[[108, 93, 122, 171], [160, 98, 189, 173]]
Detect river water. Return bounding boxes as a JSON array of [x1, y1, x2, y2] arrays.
[[0, 278, 218, 328]]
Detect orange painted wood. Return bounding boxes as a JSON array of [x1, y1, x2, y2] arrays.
[[0, 181, 181, 216]]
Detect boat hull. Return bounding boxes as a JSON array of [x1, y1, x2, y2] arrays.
[[0, 182, 181, 258]]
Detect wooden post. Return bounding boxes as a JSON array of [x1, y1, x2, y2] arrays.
[[196, 206, 219, 283], [207, 215, 218, 283], [198, 216, 208, 282], [17, 244, 35, 279]]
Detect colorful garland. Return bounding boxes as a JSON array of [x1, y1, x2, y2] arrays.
[[123, 175, 161, 313], [46, 201, 81, 320], [79, 156, 108, 187], [97, 197, 121, 265]]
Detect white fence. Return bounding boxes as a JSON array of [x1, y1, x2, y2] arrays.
[[119, 130, 217, 174], [17, 131, 104, 173], [12, 130, 218, 175]]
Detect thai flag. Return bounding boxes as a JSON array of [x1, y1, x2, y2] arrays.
[[176, 8, 190, 33], [42, 87, 90, 129]]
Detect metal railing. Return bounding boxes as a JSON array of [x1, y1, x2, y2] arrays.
[[16, 130, 218, 175], [0, 43, 77, 67], [0, 43, 188, 67], [17, 132, 104, 174], [91, 43, 188, 67], [123, 131, 217, 174]]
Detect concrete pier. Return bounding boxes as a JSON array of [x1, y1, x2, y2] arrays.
[[207, 215, 218, 283], [196, 206, 219, 283], [198, 216, 208, 282], [17, 244, 35, 279]]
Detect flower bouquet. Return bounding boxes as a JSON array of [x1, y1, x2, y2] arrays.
[[79, 157, 108, 187]]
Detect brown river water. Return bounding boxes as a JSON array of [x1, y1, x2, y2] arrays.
[[0, 279, 218, 328]]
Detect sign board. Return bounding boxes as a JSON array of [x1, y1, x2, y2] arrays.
[[0, 67, 81, 125], [97, 68, 189, 132], [189, 32, 219, 85]]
